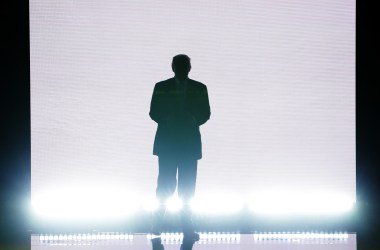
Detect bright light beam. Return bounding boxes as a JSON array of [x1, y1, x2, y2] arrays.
[[191, 194, 243, 214], [165, 196, 183, 212], [248, 190, 354, 215], [32, 186, 139, 219]]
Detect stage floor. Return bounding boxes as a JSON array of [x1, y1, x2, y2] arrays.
[[31, 232, 356, 250]]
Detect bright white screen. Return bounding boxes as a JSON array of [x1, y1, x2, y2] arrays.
[[30, 0, 355, 217]]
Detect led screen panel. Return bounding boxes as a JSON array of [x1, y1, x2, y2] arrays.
[[30, 0, 355, 218]]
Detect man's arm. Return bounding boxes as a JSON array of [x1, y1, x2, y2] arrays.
[[195, 85, 211, 126], [149, 83, 166, 124]]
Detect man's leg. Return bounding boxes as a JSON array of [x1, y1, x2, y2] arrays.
[[152, 156, 178, 235], [177, 158, 197, 237]]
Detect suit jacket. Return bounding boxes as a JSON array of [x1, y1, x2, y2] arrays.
[[149, 77, 211, 159]]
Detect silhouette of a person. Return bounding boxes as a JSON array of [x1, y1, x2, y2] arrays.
[[150, 54, 211, 241]]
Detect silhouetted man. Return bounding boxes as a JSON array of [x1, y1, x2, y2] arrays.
[[150, 54, 211, 241]]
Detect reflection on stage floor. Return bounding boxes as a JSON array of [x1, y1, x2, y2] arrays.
[[31, 232, 356, 250]]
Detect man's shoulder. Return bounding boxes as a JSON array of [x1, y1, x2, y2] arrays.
[[188, 78, 207, 89], [155, 78, 175, 88], [154, 78, 207, 89]]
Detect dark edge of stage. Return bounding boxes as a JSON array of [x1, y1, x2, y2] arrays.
[[1, 0, 380, 249]]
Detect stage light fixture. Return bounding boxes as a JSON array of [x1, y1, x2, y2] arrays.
[[199, 232, 241, 243], [253, 232, 349, 240]]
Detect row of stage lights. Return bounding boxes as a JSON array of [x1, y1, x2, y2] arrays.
[[37, 232, 349, 243], [38, 233, 134, 241], [252, 232, 349, 240], [148, 232, 241, 243]]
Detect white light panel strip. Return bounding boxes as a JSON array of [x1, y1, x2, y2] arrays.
[[36, 232, 350, 246], [39, 233, 133, 242], [147, 232, 241, 245], [253, 232, 349, 240]]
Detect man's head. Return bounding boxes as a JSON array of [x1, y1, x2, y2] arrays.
[[172, 54, 191, 79]]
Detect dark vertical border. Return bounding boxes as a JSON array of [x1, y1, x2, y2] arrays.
[[356, 0, 380, 247], [1, 0, 31, 246]]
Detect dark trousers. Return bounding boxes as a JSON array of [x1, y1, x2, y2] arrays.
[[154, 155, 198, 233]]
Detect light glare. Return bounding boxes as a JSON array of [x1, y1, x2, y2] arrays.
[[166, 197, 183, 212], [248, 190, 354, 215], [32, 186, 139, 219], [191, 194, 243, 214], [32, 187, 354, 219]]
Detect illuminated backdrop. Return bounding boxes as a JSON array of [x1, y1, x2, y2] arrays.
[[30, 0, 355, 219]]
